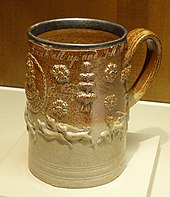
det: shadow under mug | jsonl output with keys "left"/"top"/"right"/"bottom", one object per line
{"left": 25, "top": 18, "right": 162, "bottom": 188}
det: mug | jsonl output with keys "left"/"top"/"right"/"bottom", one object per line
{"left": 25, "top": 18, "right": 162, "bottom": 188}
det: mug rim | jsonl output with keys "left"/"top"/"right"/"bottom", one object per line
{"left": 28, "top": 18, "right": 127, "bottom": 49}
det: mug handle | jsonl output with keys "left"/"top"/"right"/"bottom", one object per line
{"left": 124, "top": 28, "right": 162, "bottom": 108}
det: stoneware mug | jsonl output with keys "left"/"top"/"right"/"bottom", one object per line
{"left": 25, "top": 18, "right": 162, "bottom": 188}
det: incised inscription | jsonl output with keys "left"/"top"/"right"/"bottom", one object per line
{"left": 29, "top": 40, "right": 126, "bottom": 68}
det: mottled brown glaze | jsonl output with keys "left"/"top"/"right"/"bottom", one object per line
{"left": 25, "top": 19, "right": 162, "bottom": 188}
{"left": 38, "top": 28, "right": 119, "bottom": 44}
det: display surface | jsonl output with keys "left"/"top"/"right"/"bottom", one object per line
{"left": 0, "top": 88, "right": 170, "bottom": 196}
{"left": 25, "top": 18, "right": 162, "bottom": 188}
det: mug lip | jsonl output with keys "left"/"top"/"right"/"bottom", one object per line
{"left": 28, "top": 18, "right": 127, "bottom": 49}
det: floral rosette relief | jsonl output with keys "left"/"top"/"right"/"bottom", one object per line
{"left": 51, "top": 99, "right": 68, "bottom": 119}
{"left": 52, "top": 64, "right": 70, "bottom": 84}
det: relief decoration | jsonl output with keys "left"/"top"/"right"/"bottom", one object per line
{"left": 97, "top": 111, "right": 127, "bottom": 145}
{"left": 105, "top": 62, "right": 118, "bottom": 83}
{"left": 25, "top": 109, "right": 94, "bottom": 149}
{"left": 76, "top": 61, "right": 96, "bottom": 113}
{"left": 25, "top": 53, "right": 47, "bottom": 113}
{"left": 52, "top": 64, "right": 70, "bottom": 84}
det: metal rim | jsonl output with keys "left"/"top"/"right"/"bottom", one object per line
{"left": 28, "top": 18, "right": 127, "bottom": 49}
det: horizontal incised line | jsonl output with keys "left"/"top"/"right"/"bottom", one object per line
{"left": 30, "top": 151, "right": 125, "bottom": 172}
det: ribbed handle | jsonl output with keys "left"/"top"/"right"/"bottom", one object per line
{"left": 124, "top": 28, "right": 162, "bottom": 108}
